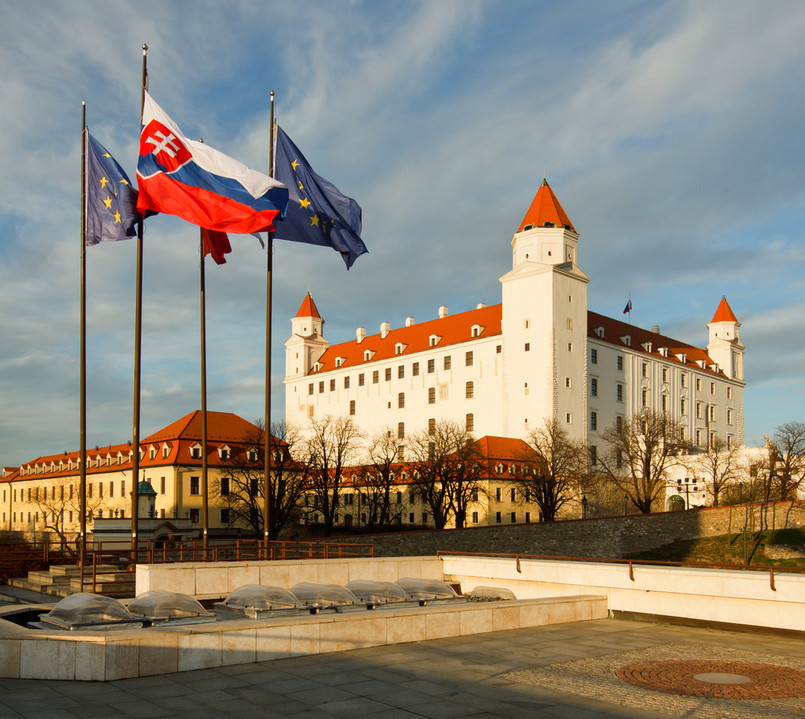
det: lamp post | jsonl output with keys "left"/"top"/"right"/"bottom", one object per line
{"left": 623, "top": 494, "right": 628, "bottom": 516}
{"left": 582, "top": 496, "right": 588, "bottom": 519}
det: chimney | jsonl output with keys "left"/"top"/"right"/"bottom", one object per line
{"left": 438, "top": 306, "right": 449, "bottom": 319}
{"left": 651, "top": 325, "right": 661, "bottom": 334}
{"left": 405, "top": 317, "right": 415, "bottom": 327}
{"left": 476, "top": 303, "right": 486, "bottom": 310}
{"left": 380, "top": 322, "right": 391, "bottom": 339}
{"left": 356, "top": 327, "right": 365, "bottom": 343}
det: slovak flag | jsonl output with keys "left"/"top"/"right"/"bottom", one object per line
{"left": 136, "top": 92, "right": 288, "bottom": 235}
{"left": 623, "top": 298, "right": 632, "bottom": 314}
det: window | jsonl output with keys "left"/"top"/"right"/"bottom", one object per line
{"left": 190, "top": 509, "right": 200, "bottom": 523}
{"left": 344, "top": 376, "right": 350, "bottom": 389}
{"left": 358, "top": 373, "right": 365, "bottom": 387}
{"left": 221, "top": 508, "right": 230, "bottom": 524}
{"left": 616, "top": 384, "right": 623, "bottom": 402}
{"left": 465, "top": 413, "right": 474, "bottom": 432}
{"left": 465, "top": 351, "right": 473, "bottom": 366}
{"left": 398, "top": 365, "right": 405, "bottom": 379}
{"left": 591, "top": 378, "right": 598, "bottom": 397}
{"left": 220, "top": 477, "right": 230, "bottom": 496}
{"left": 372, "top": 370, "right": 379, "bottom": 384}
{"left": 398, "top": 392, "right": 405, "bottom": 409}
{"left": 385, "top": 368, "right": 391, "bottom": 381}
{"left": 568, "top": 342, "right": 573, "bottom": 352}
{"left": 409, "top": 513, "right": 414, "bottom": 523}
{"left": 496, "top": 512, "right": 502, "bottom": 524}
{"left": 590, "top": 445, "right": 597, "bottom": 464}
{"left": 428, "top": 359, "right": 435, "bottom": 373}
{"left": 727, "top": 386, "right": 732, "bottom": 400}
{"left": 308, "top": 384, "right": 314, "bottom": 395}
{"left": 696, "top": 429, "right": 702, "bottom": 446}
{"left": 641, "top": 389, "right": 647, "bottom": 407}
{"left": 160, "top": 477, "right": 165, "bottom": 494}
{"left": 88, "top": 483, "right": 93, "bottom": 498}
{"left": 428, "top": 418, "right": 436, "bottom": 435}
{"left": 465, "top": 381, "right": 474, "bottom": 399}
{"left": 565, "top": 377, "right": 571, "bottom": 388}
{"left": 422, "top": 513, "right": 428, "bottom": 524}
{"left": 696, "top": 402, "right": 702, "bottom": 419}
{"left": 696, "top": 377, "right": 702, "bottom": 391}
{"left": 472, "top": 511, "right": 478, "bottom": 524}
{"left": 591, "top": 348, "right": 597, "bottom": 364}
{"left": 617, "top": 355, "right": 623, "bottom": 371}
{"left": 727, "top": 409, "right": 734, "bottom": 425}
{"left": 641, "top": 362, "right": 648, "bottom": 378}
{"left": 396, "top": 491, "right": 402, "bottom": 504}
{"left": 662, "top": 394, "right": 668, "bottom": 411}
{"left": 349, "top": 400, "right": 356, "bottom": 416}
{"left": 681, "top": 398, "right": 687, "bottom": 415}
{"left": 319, "top": 381, "right": 325, "bottom": 393}
{"left": 428, "top": 388, "right": 435, "bottom": 404}
{"left": 444, "top": 356, "right": 451, "bottom": 370}
{"left": 496, "top": 345, "right": 502, "bottom": 354}
{"left": 681, "top": 373, "right": 687, "bottom": 388}
{"left": 190, "top": 476, "right": 200, "bottom": 495}
{"left": 524, "top": 343, "right": 530, "bottom": 352}
{"left": 219, "top": 447, "right": 230, "bottom": 461}
{"left": 709, "top": 404, "right": 716, "bottom": 421}
{"left": 566, "top": 413, "right": 572, "bottom": 423}
{"left": 412, "top": 362, "right": 419, "bottom": 376}
{"left": 590, "top": 412, "right": 597, "bottom": 431}
{"left": 191, "top": 445, "right": 201, "bottom": 460}
{"left": 496, "top": 487, "right": 502, "bottom": 501}
{"left": 510, "top": 488, "right": 516, "bottom": 502}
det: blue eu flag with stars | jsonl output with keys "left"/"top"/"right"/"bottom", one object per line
{"left": 273, "top": 125, "right": 367, "bottom": 269}
{"left": 85, "top": 130, "right": 139, "bottom": 246}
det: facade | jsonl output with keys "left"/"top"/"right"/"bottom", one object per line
{"left": 0, "top": 411, "right": 267, "bottom": 541}
{"left": 284, "top": 181, "right": 745, "bottom": 454}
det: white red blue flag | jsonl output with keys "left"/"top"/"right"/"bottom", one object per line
{"left": 136, "top": 92, "right": 288, "bottom": 235}
{"left": 623, "top": 298, "right": 632, "bottom": 314}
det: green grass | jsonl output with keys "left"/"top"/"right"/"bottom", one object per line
{"left": 625, "top": 528, "right": 805, "bottom": 568}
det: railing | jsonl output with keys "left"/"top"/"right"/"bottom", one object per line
{"left": 435, "top": 550, "right": 805, "bottom": 592}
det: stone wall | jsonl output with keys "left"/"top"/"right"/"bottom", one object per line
{"left": 327, "top": 501, "right": 805, "bottom": 559}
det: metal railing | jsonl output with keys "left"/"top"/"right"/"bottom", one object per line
{"left": 435, "top": 550, "right": 805, "bottom": 592}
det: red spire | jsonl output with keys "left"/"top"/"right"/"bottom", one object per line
{"left": 710, "top": 296, "right": 738, "bottom": 323}
{"left": 295, "top": 292, "right": 321, "bottom": 319}
{"left": 517, "top": 179, "right": 576, "bottom": 233}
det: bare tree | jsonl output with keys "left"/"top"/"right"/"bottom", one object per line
{"left": 407, "top": 420, "right": 485, "bottom": 529}
{"left": 357, "top": 430, "right": 404, "bottom": 528}
{"left": 768, "top": 421, "right": 805, "bottom": 500}
{"left": 689, "top": 436, "right": 742, "bottom": 507}
{"left": 510, "top": 419, "right": 587, "bottom": 522}
{"left": 213, "top": 422, "right": 308, "bottom": 539}
{"left": 304, "top": 416, "right": 363, "bottom": 536}
{"left": 597, "top": 409, "right": 688, "bottom": 514}
{"left": 32, "top": 481, "right": 104, "bottom": 554}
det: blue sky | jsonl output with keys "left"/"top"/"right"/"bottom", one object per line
{"left": 1, "top": 0, "right": 804, "bottom": 465}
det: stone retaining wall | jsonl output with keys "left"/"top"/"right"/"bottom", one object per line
{"left": 327, "top": 501, "right": 805, "bottom": 558}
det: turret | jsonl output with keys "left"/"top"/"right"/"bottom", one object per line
{"left": 285, "top": 292, "right": 329, "bottom": 380}
{"left": 707, "top": 296, "right": 744, "bottom": 381}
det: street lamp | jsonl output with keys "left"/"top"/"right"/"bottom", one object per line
{"left": 582, "top": 496, "right": 588, "bottom": 519}
{"left": 623, "top": 494, "right": 628, "bottom": 516}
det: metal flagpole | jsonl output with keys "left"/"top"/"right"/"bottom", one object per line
{"left": 263, "top": 91, "right": 275, "bottom": 553}
{"left": 130, "top": 44, "right": 148, "bottom": 563}
{"left": 79, "top": 102, "right": 87, "bottom": 591}
{"left": 200, "top": 226, "right": 209, "bottom": 553}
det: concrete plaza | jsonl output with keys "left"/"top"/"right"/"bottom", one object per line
{"left": 0, "top": 617, "right": 803, "bottom": 718}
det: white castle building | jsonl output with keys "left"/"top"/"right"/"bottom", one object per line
{"left": 284, "top": 181, "right": 745, "bottom": 454}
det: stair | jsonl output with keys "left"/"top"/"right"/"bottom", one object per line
{"left": 7, "top": 564, "right": 135, "bottom": 599}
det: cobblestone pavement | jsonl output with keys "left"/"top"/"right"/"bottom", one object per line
{"left": 1, "top": 618, "right": 804, "bottom": 718}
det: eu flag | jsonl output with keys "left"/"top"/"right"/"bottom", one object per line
{"left": 85, "top": 130, "right": 139, "bottom": 245}
{"left": 273, "top": 125, "right": 367, "bottom": 269}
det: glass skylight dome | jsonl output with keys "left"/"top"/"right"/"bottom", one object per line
{"left": 215, "top": 584, "right": 303, "bottom": 619}
{"left": 345, "top": 580, "right": 412, "bottom": 606}
{"left": 126, "top": 590, "right": 213, "bottom": 625}
{"left": 396, "top": 578, "right": 464, "bottom": 604}
{"left": 37, "top": 593, "right": 142, "bottom": 631}
{"left": 290, "top": 582, "right": 360, "bottom": 611}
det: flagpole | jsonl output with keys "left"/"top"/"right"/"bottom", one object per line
{"left": 130, "top": 43, "right": 148, "bottom": 562}
{"left": 263, "top": 91, "right": 275, "bottom": 551}
{"left": 79, "top": 102, "right": 87, "bottom": 591}
{"left": 199, "top": 227, "right": 209, "bottom": 553}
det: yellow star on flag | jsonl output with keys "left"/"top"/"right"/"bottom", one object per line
{"left": 291, "top": 159, "right": 299, "bottom": 171}
{"left": 99, "top": 176, "right": 109, "bottom": 188}
{"left": 299, "top": 197, "right": 311, "bottom": 209}
{"left": 113, "top": 210, "right": 122, "bottom": 224}
{"left": 103, "top": 196, "right": 113, "bottom": 209}
{"left": 309, "top": 214, "right": 320, "bottom": 227}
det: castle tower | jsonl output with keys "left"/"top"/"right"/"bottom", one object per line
{"left": 499, "top": 180, "right": 589, "bottom": 441}
{"left": 284, "top": 293, "right": 329, "bottom": 381}
{"left": 707, "top": 296, "right": 744, "bottom": 381}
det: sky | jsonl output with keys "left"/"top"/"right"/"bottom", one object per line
{"left": 1, "top": 0, "right": 804, "bottom": 466}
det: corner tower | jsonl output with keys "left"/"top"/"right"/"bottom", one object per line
{"left": 707, "top": 296, "right": 744, "bottom": 381}
{"left": 285, "top": 293, "right": 329, "bottom": 381}
{"left": 500, "top": 180, "right": 590, "bottom": 442}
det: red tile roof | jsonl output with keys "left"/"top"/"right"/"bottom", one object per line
{"left": 310, "top": 304, "right": 503, "bottom": 373}
{"left": 710, "top": 296, "right": 738, "bottom": 324}
{"left": 295, "top": 292, "right": 321, "bottom": 319}
{"left": 517, "top": 179, "right": 576, "bottom": 233}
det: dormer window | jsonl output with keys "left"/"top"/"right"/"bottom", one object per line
{"left": 218, "top": 445, "right": 230, "bottom": 461}
{"left": 149, "top": 446, "right": 157, "bottom": 460}
{"left": 394, "top": 343, "right": 407, "bottom": 355}
{"left": 429, "top": 334, "right": 441, "bottom": 347}
{"left": 363, "top": 349, "right": 375, "bottom": 362}
{"left": 620, "top": 335, "right": 631, "bottom": 347}
{"left": 247, "top": 448, "right": 258, "bottom": 463}
{"left": 642, "top": 342, "right": 653, "bottom": 353}
{"left": 162, "top": 444, "right": 170, "bottom": 459}
{"left": 335, "top": 356, "right": 346, "bottom": 368}
{"left": 471, "top": 324, "right": 484, "bottom": 338}
{"left": 495, "top": 463, "right": 504, "bottom": 475}
{"left": 676, "top": 352, "right": 687, "bottom": 364}
{"left": 593, "top": 326, "right": 605, "bottom": 338}
{"left": 313, "top": 361, "right": 323, "bottom": 372}
{"left": 190, "top": 443, "right": 202, "bottom": 460}
{"left": 659, "top": 347, "right": 668, "bottom": 357}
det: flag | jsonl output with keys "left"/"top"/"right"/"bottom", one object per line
{"left": 623, "top": 299, "right": 632, "bottom": 314}
{"left": 85, "top": 131, "right": 139, "bottom": 245}
{"left": 274, "top": 125, "right": 367, "bottom": 269}
{"left": 136, "top": 92, "right": 288, "bottom": 235}
{"left": 201, "top": 228, "right": 231, "bottom": 265}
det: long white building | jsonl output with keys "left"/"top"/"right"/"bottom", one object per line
{"left": 284, "top": 181, "right": 745, "bottom": 453}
